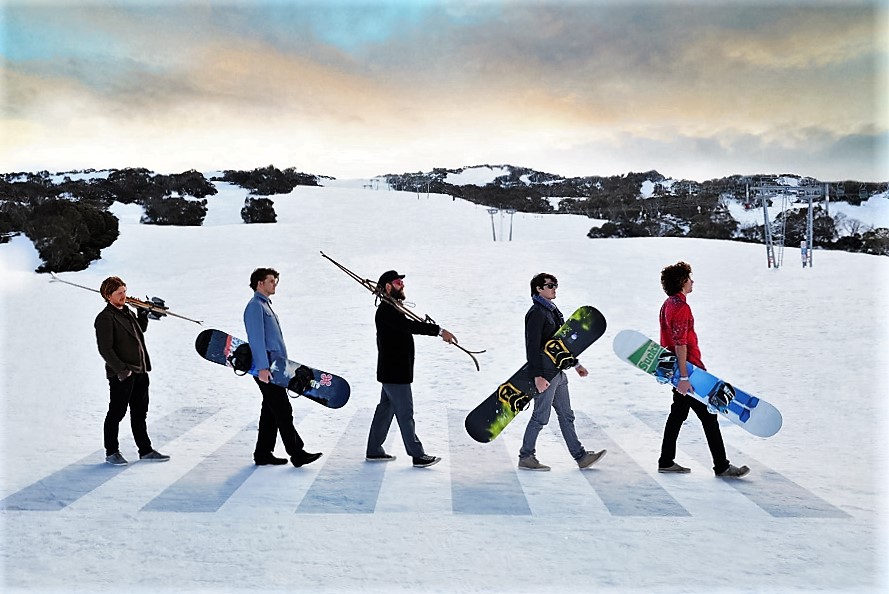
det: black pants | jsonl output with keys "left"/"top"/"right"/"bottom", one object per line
{"left": 253, "top": 378, "right": 304, "bottom": 458}
{"left": 104, "top": 372, "right": 153, "bottom": 456}
{"left": 658, "top": 389, "right": 730, "bottom": 475}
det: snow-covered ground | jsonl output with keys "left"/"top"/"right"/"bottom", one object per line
{"left": 1, "top": 181, "right": 888, "bottom": 593}
{"left": 444, "top": 165, "right": 513, "bottom": 186}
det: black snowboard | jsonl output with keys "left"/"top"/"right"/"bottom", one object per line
{"left": 464, "top": 306, "right": 606, "bottom": 442}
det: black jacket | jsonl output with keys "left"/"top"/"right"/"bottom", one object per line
{"left": 95, "top": 304, "right": 151, "bottom": 379}
{"left": 525, "top": 301, "right": 561, "bottom": 381}
{"left": 375, "top": 301, "right": 440, "bottom": 384}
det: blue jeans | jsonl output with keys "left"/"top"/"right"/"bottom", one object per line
{"left": 366, "top": 383, "right": 425, "bottom": 458}
{"left": 519, "top": 372, "right": 585, "bottom": 460}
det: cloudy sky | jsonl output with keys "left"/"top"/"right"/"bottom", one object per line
{"left": 2, "top": 0, "right": 887, "bottom": 181}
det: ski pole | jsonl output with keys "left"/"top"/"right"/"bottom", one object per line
{"left": 49, "top": 272, "right": 203, "bottom": 325}
{"left": 320, "top": 251, "right": 485, "bottom": 370}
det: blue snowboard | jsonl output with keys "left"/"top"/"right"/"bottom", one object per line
{"left": 195, "top": 329, "right": 350, "bottom": 409}
{"left": 612, "top": 329, "right": 782, "bottom": 438}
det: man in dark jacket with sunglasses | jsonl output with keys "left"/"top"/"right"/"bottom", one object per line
{"left": 518, "top": 273, "right": 606, "bottom": 471}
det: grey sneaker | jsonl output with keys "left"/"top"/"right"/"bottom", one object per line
{"left": 366, "top": 453, "right": 397, "bottom": 462}
{"left": 518, "top": 456, "right": 551, "bottom": 471}
{"left": 105, "top": 452, "right": 128, "bottom": 465}
{"left": 717, "top": 464, "right": 750, "bottom": 478}
{"left": 577, "top": 450, "right": 607, "bottom": 469}
{"left": 658, "top": 463, "right": 691, "bottom": 474}
{"left": 139, "top": 449, "right": 170, "bottom": 462}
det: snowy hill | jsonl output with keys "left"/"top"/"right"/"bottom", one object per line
{"left": 1, "top": 181, "right": 888, "bottom": 593}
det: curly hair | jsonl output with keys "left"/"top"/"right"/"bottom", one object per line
{"left": 99, "top": 276, "right": 126, "bottom": 301}
{"left": 660, "top": 261, "right": 692, "bottom": 296}
{"left": 249, "top": 267, "right": 279, "bottom": 291}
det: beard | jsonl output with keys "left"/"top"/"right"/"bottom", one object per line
{"left": 389, "top": 286, "right": 406, "bottom": 300}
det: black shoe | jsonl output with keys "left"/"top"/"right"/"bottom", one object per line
{"left": 139, "top": 449, "right": 170, "bottom": 462}
{"left": 412, "top": 455, "right": 441, "bottom": 468}
{"left": 366, "top": 453, "right": 397, "bottom": 462}
{"left": 291, "top": 451, "right": 323, "bottom": 467}
{"left": 658, "top": 463, "right": 691, "bottom": 474}
{"left": 254, "top": 453, "right": 288, "bottom": 466}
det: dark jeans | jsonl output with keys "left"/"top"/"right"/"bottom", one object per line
{"left": 659, "top": 389, "right": 730, "bottom": 475}
{"left": 253, "top": 378, "right": 305, "bottom": 458}
{"left": 104, "top": 372, "right": 152, "bottom": 456}
{"left": 366, "top": 383, "right": 425, "bottom": 458}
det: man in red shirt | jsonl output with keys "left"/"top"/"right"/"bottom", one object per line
{"left": 658, "top": 262, "right": 749, "bottom": 478}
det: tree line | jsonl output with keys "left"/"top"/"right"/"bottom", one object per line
{"left": 384, "top": 167, "right": 888, "bottom": 256}
{"left": 0, "top": 166, "right": 320, "bottom": 271}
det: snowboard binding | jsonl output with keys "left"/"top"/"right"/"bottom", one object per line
{"left": 227, "top": 343, "right": 253, "bottom": 376}
{"left": 287, "top": 365, "right": 316, "bottom": 396}
{"left": 707, "top": 381, "right": 736, "bottom": 413}
{"left": 544, "top": 338, "right": 578, "bottom": 370}
{"left": 497, "top": 382, "right": 530, "bottom": 413}
{"left": 654, "top": 352, "right": 677, "bottom": 384}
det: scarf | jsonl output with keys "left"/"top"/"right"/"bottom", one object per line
{"left": 532, "top": 294, "right": 564, "bottom": 327}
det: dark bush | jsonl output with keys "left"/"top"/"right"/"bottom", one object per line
{"left": 22, "top": 199, "right": 119, "bottom": 272}
{"left": 587, "top": 220, "right": 652, "bottom": 238}
{"left": 860, "top": 228, "right": 889, "bottom": 256}
{"left": 222, "top": 165, "right": 319, "bottom": 195}
{"left": 141, "top": 196, "right": 207, "bottom": 226}
{"left": 241, "top": 197, "right": 277, "bottom": 223}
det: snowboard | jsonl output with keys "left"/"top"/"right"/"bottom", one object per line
{"left": 465, "top": 306, "right": 607, "bottom": 443}
{"left": 195, "top": 329, "right": 350, "bottom": 409}
{"left": 612, "top": 329, "right": 782, "bottom": 438}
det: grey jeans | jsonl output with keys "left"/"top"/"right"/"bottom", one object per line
{"left": 519, "top": 371, "right": 585, "bottom": 460}
{"left": 366, "top": 383, "right": 425, "bottom": 458}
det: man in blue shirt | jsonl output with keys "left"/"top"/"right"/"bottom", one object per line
{"left": 245, "top": 268, "right": 322, "bottom": 467}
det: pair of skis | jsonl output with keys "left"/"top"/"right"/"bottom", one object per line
{"left": 48, "top": 272, "right": 202, "bottom": 324}
{"left": 320, "top": 251, "right": 486, "bottom": 371}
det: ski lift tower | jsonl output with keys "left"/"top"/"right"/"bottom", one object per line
{"left": 487, "top": 208, "right": 499, "bottom": 241}
{"left": 753, "top": 183, "right": 777, "bottom": 268}
{"left": 506, "top": 208, "right": 516, "bottom": 241}
{"left": 755, "top": 182, "right": 791, "bottom": 269}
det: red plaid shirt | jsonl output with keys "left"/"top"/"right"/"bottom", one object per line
{"left": 659, "top": 293, "right": 704, "bottom": 369}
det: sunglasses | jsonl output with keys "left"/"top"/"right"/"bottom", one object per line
{"left": 542, "top": 283, "right": 558, "bottom": 289}
{"left": 390, "top": 279, "right": 404, "bottom": 288}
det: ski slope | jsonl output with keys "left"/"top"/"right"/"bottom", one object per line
{"left": 1, "top": 181, "right": 888, "bottom": 593}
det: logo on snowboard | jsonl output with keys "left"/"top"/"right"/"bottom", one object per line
{"left": 497, "top": 382, "right": 530, "bottom": 412}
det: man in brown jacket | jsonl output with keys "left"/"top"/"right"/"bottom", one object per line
{"left": 95, "top": 276, "right": 170, "bottom": 465}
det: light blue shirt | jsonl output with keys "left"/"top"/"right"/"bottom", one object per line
{"left": 243, "top": 292, "right": 287, "bottom": 371}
